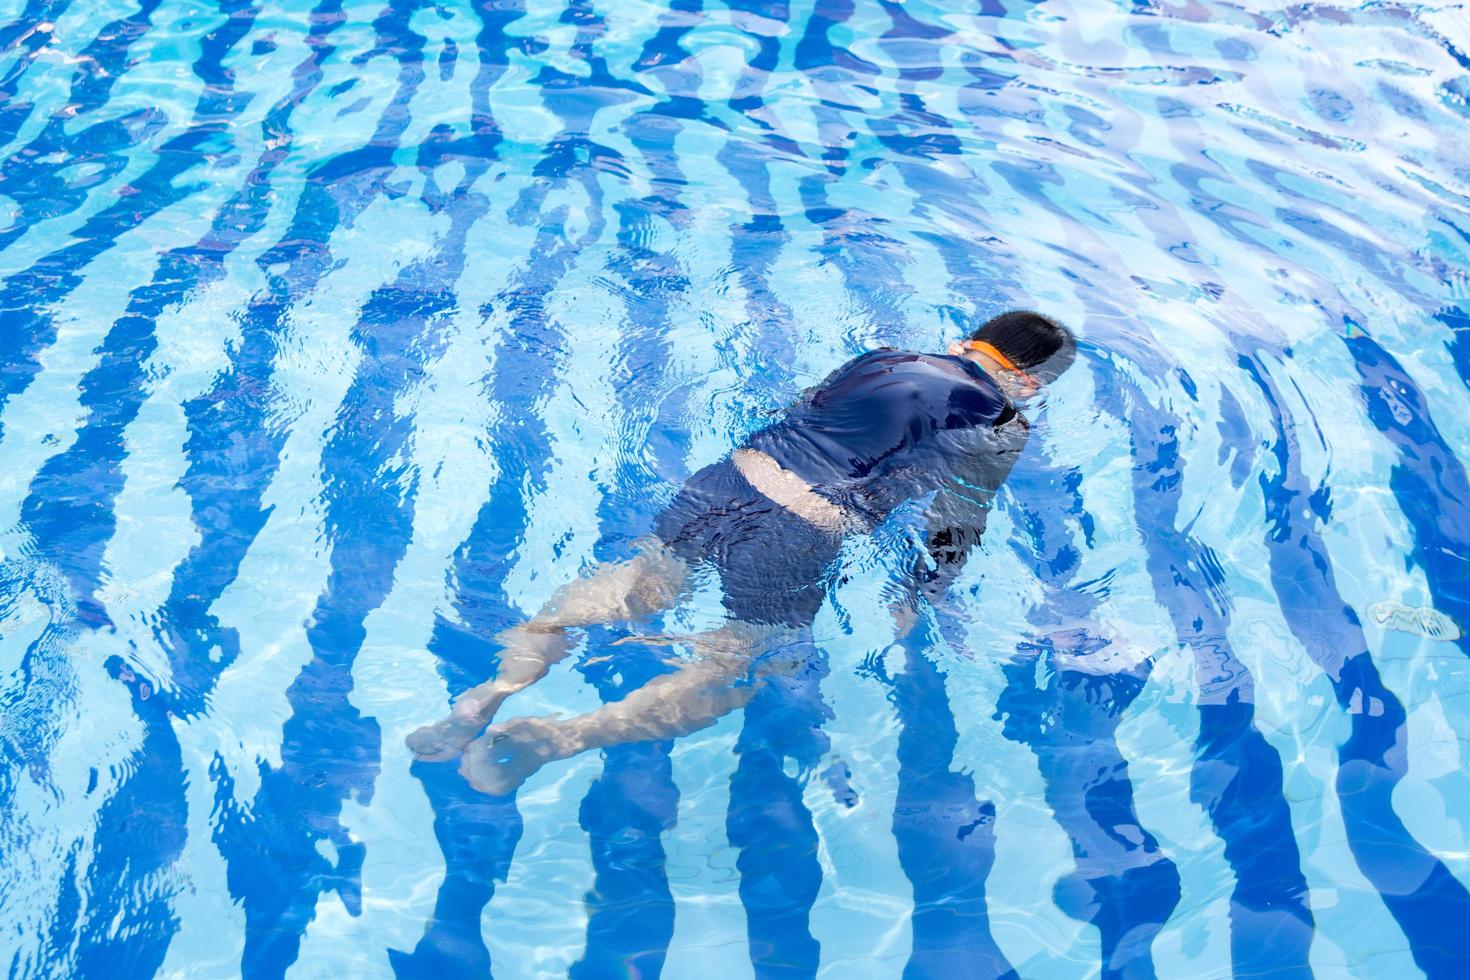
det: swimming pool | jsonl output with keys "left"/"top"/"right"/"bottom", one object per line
{"left": 1, "top": 0, "right": 1468, "bottom": 975}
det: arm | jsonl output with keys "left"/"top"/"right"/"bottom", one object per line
{"left": 902, "top": 416, "right": 1029, "bottom": 623}
{"left": 888, "top": 486, "right": 992, "bottom": 642}
{"left": 915, "top": 479, "right": 994, "bottom": 605}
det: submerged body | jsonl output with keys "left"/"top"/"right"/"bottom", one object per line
{"left": 656, "top": 349, "right": 1026, "bottom": 628}
{"left": 410, "top": 314, "right": 1070, "bottom": 795}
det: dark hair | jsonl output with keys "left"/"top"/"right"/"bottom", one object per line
{"left": 970, "top": 310, "right": 1076, "bottom": 380}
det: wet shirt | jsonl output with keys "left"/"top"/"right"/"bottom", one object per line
{"left": 745, "top": 349, "right": 1024, "bottom": 526}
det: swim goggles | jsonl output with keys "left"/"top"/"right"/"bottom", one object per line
{"left": 959, "top": 339, "right": 1040, "bottom": 387}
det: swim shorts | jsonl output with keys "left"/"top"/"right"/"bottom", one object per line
{"left": 654, "top": 459, "right": 844, "bottom": 629}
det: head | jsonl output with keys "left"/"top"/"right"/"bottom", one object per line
{"left": 947, "top": 310, "right": 1076, "bottom": 400}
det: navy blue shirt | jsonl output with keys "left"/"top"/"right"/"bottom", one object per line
{"left": 746, "top": 350, "right": 1025, "bottom": 536}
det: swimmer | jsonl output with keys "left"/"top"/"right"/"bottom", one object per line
{"left": 409, "top": 311, "right": 1077, "bottom": 794}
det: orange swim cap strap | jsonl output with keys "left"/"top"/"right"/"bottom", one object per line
{"left": 961, "top": 339, "right": 1041, "bottom": 387}
{"left": 962, "top": 340, "right": 1019, "bottom": 372}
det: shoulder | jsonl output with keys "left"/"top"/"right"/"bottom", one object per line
{"left": 834, "top": 349, "right": 981, "bottom": 382}
{"left": 858, "top": 349, "right": 994, "bottom": 384}
{"left": 810, "top": 349, "right": 1000, "bottom": 405}
{"left": 836, "top": 347, "right": 912, "bottom": 373}
{"left": 805, "top": 348, "right": 913, "bottom": 395}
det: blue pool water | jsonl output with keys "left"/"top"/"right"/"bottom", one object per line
{"left": 1, "top": 0, "right": 1469, "bottom": 975}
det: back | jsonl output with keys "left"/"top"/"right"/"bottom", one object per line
{"left": 747, "top": 349, "right": 1016, "bottom": 489}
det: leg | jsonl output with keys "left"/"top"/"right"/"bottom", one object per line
{"left": 407, "top": 539, "right": 690, "bottom": 761}
{"left": 459, "top": 623, "right": 787, "bottom": 794}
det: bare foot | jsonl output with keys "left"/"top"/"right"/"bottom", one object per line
{"left": 460, "top": 717, "right": 570, "bottom": 796}
{"left": 407, "top": 629, "right": 572, "bottom": 762}
{"left": 406, "top": 695, "right": 506, "bottom": 762}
